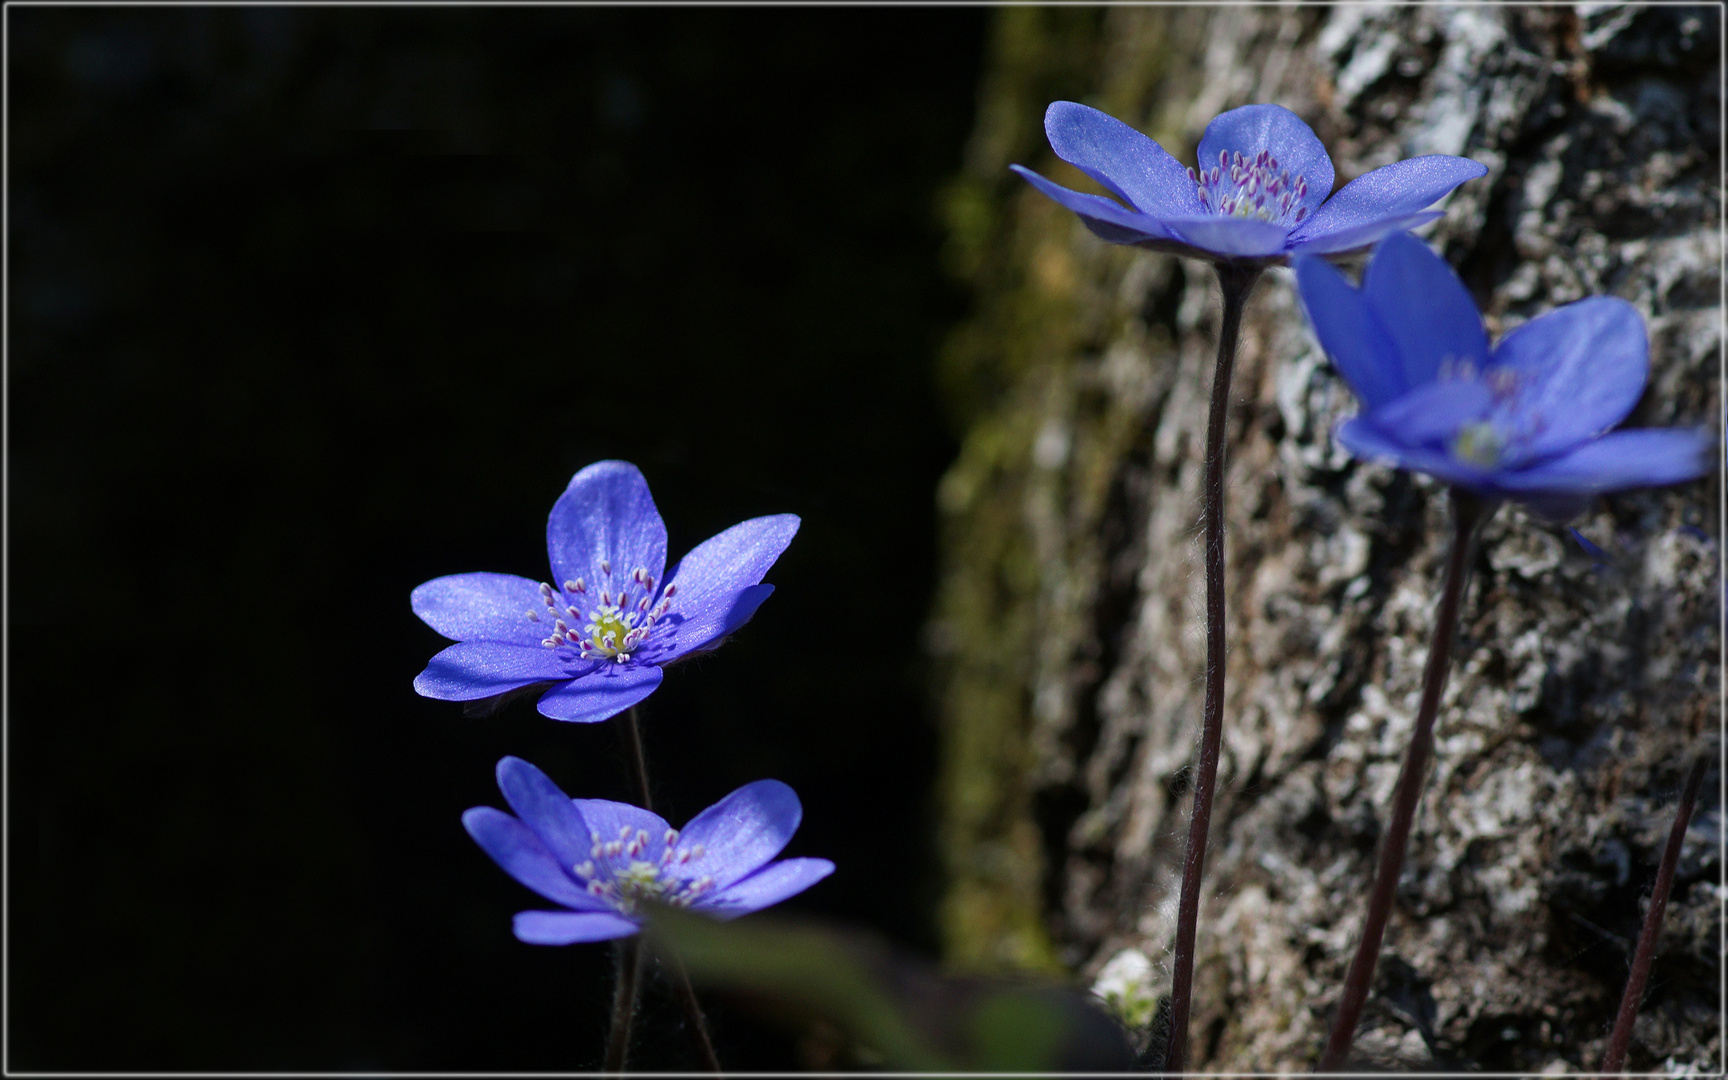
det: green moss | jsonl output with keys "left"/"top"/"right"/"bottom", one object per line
{"left": 929, "top": 7, "right": 1111, "bottom": 975}
{"left": 931, "top": 4, "right": 1191, "bottom": 975}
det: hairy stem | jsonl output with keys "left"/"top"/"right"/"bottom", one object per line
{"left": 604, "top": 936, "right": 645, "bottom": 1074}
{"left": 1162, "top": 261, "right": 1260, "bottom": 1074}
{"left": 667, "top": 951, "right": 724, "bottom": 1073}
{"left": 604, "top": 711, "right": 653, "bottom": 1073}
{"left": 617, "top": 705, "right": 722, "bottom": 1071}
{"left": 1319, "top": 489, "right": 1490, "bottom": 1071}
{"left": 623, "top": 704, "right": 652, "bottom": 812}
{"left": 1599, "top": 754, "right": 1708, "bottom": 1074}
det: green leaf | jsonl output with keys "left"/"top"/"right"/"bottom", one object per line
{"left": 968, "top": 988, "right": 1071, "bottom": 1070}
{"left": 646, "top": 908, "right": 1134, "bottom": 1071}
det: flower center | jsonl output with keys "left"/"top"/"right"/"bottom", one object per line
{"left": 1188, "top": 149, "right": 1309, "bottom": 224}
{"left": 525, "top": 565, "right": 678, "bottom": 663}
{"left": 574, "top": 825, "right": 716, "bottom": 914}
{"left": 1439, "top": 357, "right": 1524, "bottom": 468}
{"left": 1452, "top": 421, "right": 1505, "bottom": 467}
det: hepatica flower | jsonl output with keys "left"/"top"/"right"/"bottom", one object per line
{"left": 464, "top": 757, "right": 835, "bottom": 943}
{"left": 1012, "top": 102, "right": 1486, "bottom": 263}
{"left": 413, "top": 460, "right": 798, "bottom": 723}
{"left": 1295, "top": 232, "right": 1713, "bottom": 518}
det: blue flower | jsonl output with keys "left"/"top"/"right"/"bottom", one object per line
{"left": 1295, "top": 232, "right": 1714, "bottom": 519}
{"left": 1012, "top": 102, "right": 1487, "bottom": 263}
{"left": 413, "top": 460, "right": 798, "bottom": 723}
{"left": 464, "top": 757, "right": 835, "bottom": 944}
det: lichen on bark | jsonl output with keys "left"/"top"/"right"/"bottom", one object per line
{"left": 930, "top": 6, "right": 1720, "bottom": 1071}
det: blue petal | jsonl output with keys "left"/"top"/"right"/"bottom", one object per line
{"left": 1367, "top": 379, "right": 1494, "bottom": 445}
{"left": 643, "top": 514, "right": 796, "bottom": 661}
{"left": 1293, "top": 255, "right": 1407, "bottom": 409}
{"left": 462, "top": 807, "right": 607, "bottom": 911}
{"left": 414, "top": 640, "right": 570, "bottom": 701}
{"left": 1286, "top": 211, "right": 1443, "bottom": 256}
{"left": 653, "top": 583, "right": 776, "bottom": 664}
{"left": 1009, "top": 165, "right": 1173, "bottom": 244}
{"left": 1361, "top": 232, "right": 1490, "bottom": 389}
{"left": 535, "top": 662, "right": 663, "bottom": 724}
{"left": 569, "top": 798, "right": 674, "bottom": 857}
{"left": 694, "top": 858, "right": 835, "bottom": 920}
{"left": 496, "top": 757, "right": 590, "bottom": 870}
{"left": 720, "top": 583, "right": 774, "bottom": 633}
{"left": 513, "top": 910, "right": 639, "bottom": 945}
{"left": 1161, "top": 215, "right": 1289, "bottom": 257}
{"left": 1291, "top": 155, "right": 1486, "bottom": 244}
{"left": 545, "top": 461, "right": 668, "bottom": 610}
{"left": 1489, "top": 297, "right": 1648, "bottom": 463}
{"left": 1042, "top": 101, "right": 1204, "bottom": 217}
{"left": 1333, "top": 417, "right": 1497, "bottom": 490}
{"left": 672, "top": 780, "right": 803, "bottom": 893}
{"left": 664, "top": 514, "right": 799, "bottom": 611}
{"left": 411, "top": 573, "right": 549, "bottom": 645}
{"left": 1197, "top": 104, "right": 1333, "bottom": 224}
{"left": 1495, "top": 429, "right": 1715, "bottom": 495}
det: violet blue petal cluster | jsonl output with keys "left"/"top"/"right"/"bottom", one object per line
{"left": 413, "top": 460, "right": 798, "bottom": 723}
{"left": 1295, "top": 232, "right": 1714, "bottom": 520}
{"left": 1012, "top": 102, "right": 1487, "bottom": 263}
{"left": 464, "top": 757, "right": 835, "bottom": 944}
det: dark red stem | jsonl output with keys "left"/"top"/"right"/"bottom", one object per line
{"left": 617, "top": 705, "right": 721, "bottom": 1072}
{"left": 623, "top": 704, "right": 652, "bottom": 811}
{"left": 1318, "top": 488, "right": 1490, "bottom": 1071}
{"left": 1162, "top": 262, "right": 1260, "bottom": 1073}
{"left": 1599, "top": 754, "right": 1708, "bottom": 1074}
{"left": 667, "top": 951, "right": 724, "bottom": 1073}
{"left": 603, "top": 936, "right": 644, "bottom": 1074}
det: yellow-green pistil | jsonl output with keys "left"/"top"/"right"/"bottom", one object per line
{"left": 1452, "top": 421, "right": 1506, "bottom": 467}
{"left": 525, "top": 560, "right": 677, "bottom": 662}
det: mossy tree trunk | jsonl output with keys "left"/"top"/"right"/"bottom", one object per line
{"left": 931, "top": 6, "right": 1719, "bottom": 1071}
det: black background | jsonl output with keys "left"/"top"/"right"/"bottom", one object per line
{"left": 9, "top": 6, "right": 986, "bottom": 1070}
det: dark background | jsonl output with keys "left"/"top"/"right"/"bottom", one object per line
{"left": 9, "top": 6, "right": 986, "bottom": 1070}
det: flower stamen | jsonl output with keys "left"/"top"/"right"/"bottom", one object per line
{"left": 575, "top": 826, "right": 721, "bottom": 913}
{"left": 1194, "top": 147, "right": 1309, "bottom": 225}
{"left": 531, "top": 569, "right": 680, "bottom": 660}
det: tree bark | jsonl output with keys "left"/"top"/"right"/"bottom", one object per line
{"left": 931, "top": 6, "right": 1720, "bottom": 1071}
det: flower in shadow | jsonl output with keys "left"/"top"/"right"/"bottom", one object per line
{"left": 464, "top": 757, "right": 834, "bottom": 944}
{"left": 413, "top": 460, "right": 798, "bottom": 723}
{"left": 1295, "top": 232, "right": 1714, "bottom": 519}
{"left": 1013, "top": 101, "right": 1486, "bottom": 264}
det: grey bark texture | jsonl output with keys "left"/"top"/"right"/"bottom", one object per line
{"left": 930, "top": 6, "right": 1720, "bottom": 1072}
